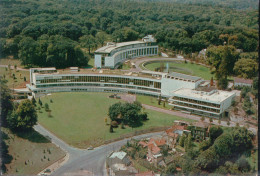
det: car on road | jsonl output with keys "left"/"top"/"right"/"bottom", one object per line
{"left": 87, "top": 146, "right": 94, "bottom": 150}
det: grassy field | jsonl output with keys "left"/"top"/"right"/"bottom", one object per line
{"left": 37, "top": 92, "right": 195, "bottom": 148}
{"left": 143, "top": 61, "right": 214, "bottom": 80}
{"left": 1, "top": 128, "right": 65, "bottom": 175}
{"left": 0, "top": 67, "right": 30, "bottom": 88}
{"left": 136, "top": 95, "right": 172, "bottom": 110}
{"left": 0, "top": 58, "right": 22, "bottom": 67}
{"left": 85, "top": 58, "right": 94, "bottom": 68}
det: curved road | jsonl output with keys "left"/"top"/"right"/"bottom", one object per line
{"left": 34, "top": 124, "right": 163, "bottom": 176}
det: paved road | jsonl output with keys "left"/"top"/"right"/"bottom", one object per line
{"left": 35, "top": 124, "right": 163, "bottom": 176}
{"left": 0, "top": 65, "right": 29, "bottom": 71}
{"left": 142, "top": 104, "right": 257, "bottom": 134}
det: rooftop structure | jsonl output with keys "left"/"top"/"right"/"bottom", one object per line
{"left": 167, "top": 72, "right": 201, "bottom": 82}
{"left": 171, "top": 88, "right": 234, "bottom": 103}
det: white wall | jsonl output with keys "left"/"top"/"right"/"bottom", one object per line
{"left": 94, "top": 54, "right": 102, "bottom": 68}
{"left": 105, "top": 56, "right": 114, "bottom": 68}
{"left": 220, "top": 93, "right": 236, "bottom": 113}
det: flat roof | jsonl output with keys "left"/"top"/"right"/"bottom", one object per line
{"left": 109, "top": 151, "right": 127, "bottom": 160}
{"left": 33, "top": 69, "right": 162, "bottom": 80}
{"left": 167, "top": 72, "right": 201, "bottom": 81}
{"left": 31, "top": 67, "right": 56, "bottom": 71}
{"left": 172, "top": 88, "right": 235, "bottom": 103}
{"left": 95, "top": 41, "right": 144, "bottom": 54}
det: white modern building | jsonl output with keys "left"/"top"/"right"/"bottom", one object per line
{"left": 27, "top": 67, "right": 235, "bottom": 118}
{"left": 168, "top": 88, "right": 236, "bottom": 118}
{"left": 94, "top": 35, "right": 158, "bottom": 68}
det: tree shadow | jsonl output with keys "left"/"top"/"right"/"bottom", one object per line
{"left": 13, "top": 129, "right": 50, "bottom": 143}
{"left": 1, "top": 131, "right": 13, "bottom": 173}
{"left": 130, "top": 121, "right": 143, "bottom": 128}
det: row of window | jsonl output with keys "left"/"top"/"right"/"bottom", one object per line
{"left": 114, "top": 47, "right": 158, "bottom": 63}
{"left": 172, "top": 101, "right": 220, "bottom": 113}
{"left": 171, "top": 96, "right": 220, "bottom": 108}
{"left": 174, "top": 106, "right": 220, "bottom": 118}
{"left": 37, "top": 76, "right": 161, "bottom": 88}
{"left": 109, "top": 43, "right": 157, "bottom": 56}
{"left": 165, "top": 75, "right": 196, "bottom": 83}
{"left": 35, "top": 82, "right": 160, "bottom": 92}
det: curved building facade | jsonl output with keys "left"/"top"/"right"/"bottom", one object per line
{"left": 94, "top": 35, "right": 158, "bottom": 68}
{"left": 27, "top": 68, "right": 235, "bottom": 118}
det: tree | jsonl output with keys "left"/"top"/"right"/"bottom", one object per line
{"left": 0, "top": 79, "right": 13, "bottom": 122}
{"left": 200, "top": 116, "right": 205, "bottom": 122}
{"left": 234, "top": 58, "right": 258, "bottom": 79}
{"left": 44, "top": 103, "right": 49, "bottom": 111}
{"left": 179, "top": 135, "right": 186, "bottom": 147}
{"left": 184, "top": 133, "right": 192, "bottom": 151}
{"left": 165, "top": 163, "right": 177, "bottom": 175}
{"left": 209, "top": 117, "right": 213, "bottom": 123}
{"left": 18, "top": 37, "right": 39, "bottom": 66}
{"left": 79, "top": 35, "right": 96, "bottom": 54}
{"left": 108, "top": 102, "right": 122, "bottom": 122}
{"left": 199, "top": 140, "right": 212, "bottom": 151}
{"left": 236, "top": 155, "right": 251, "bottom": 173}
{"left": 109, "top": 125, "right": 113, "bottom": 133}
{"left": 24, "top": 77, "right": 26, "bottom": 82}
{"left": 227, "top": 120, "right": 230, "bottom": 126}
{"left": 231, "top": 127, "right": 253, "bottom": 154}
{"left": 7, "top": 99, "right": 37, "bottom": 130}
{"left": 213, "top": 133, "right": 233, "bottom": 159}
{"left": 209, "top": 126, "right": 223, "bottom": 143}
{"left": 31, "top": 97, "right": 36, "bottom": 106}
{"left": 206, "top": 45, "right": 239, "bottom": 89}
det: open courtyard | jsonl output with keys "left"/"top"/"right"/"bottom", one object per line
{"left": 37, "top": 92, "right": 196, "bottom": 148}
{"left": 143, "top": 60, "right": 214, "bottom": 80}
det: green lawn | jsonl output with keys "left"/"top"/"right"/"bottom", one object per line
{"left": 85, "top": 58, "right": 94, "bottom": 68}
{"left": 0, "top": 67, "right": 30, "bottom": 88}
{"left": 136, "top": 95, "right": 172, "bottom": 110}
{"left": 37, "top": 92, "right": 195, "bottom": 148}
{"left": 0, "top": 58, "right": 22, "bottom": 67}
{"left": 144, "top": 61, "right": 214, "bottom": 80}
{"left": 1, "top": 128, "right": 65, "bottom": 175}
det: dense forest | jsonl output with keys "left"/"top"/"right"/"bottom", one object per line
{"left": 0, "top": 0, "right": 258, "bottom": 70}
{"left": 140, "top": 0, "right": 259, "bottom": 10}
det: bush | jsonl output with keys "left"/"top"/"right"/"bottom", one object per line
{"left": 236, "top": 156, "right": 250, "bottom": 173}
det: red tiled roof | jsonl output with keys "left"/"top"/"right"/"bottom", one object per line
{"left": 138, "top": 141, "right": 147, "bottom": 147}
{"left": 166, "top": 125, "right": 186, "bottom": 135}
{"left": 234, "top": 77, "right": 253, "bottom": 84}
{"left": 148, "top": 144, "right": 161, "bottom": 154}
{"left": 135, "top": 171, "right": 155, "bottom": 176}
{"left": 147, "top": 138, "right": 166, "bottom": 146}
